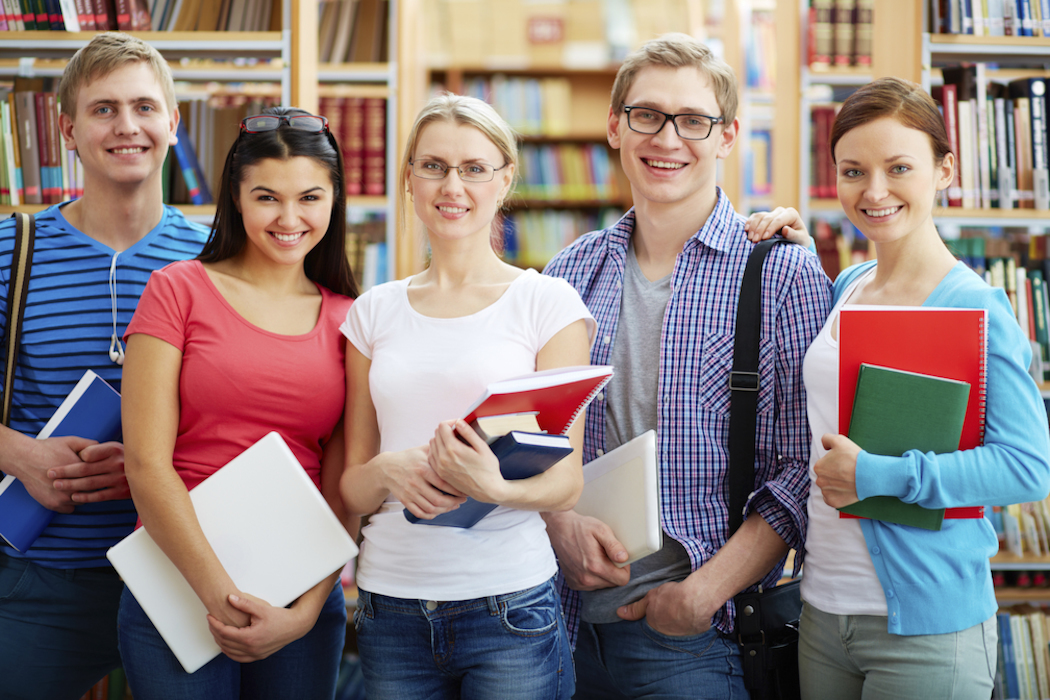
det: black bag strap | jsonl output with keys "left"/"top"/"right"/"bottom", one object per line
{"left": 3, "top": 212, "right": 35, "bottom": 427}
{"left": 727, "top": 239, "right": 788, "bottom": 537}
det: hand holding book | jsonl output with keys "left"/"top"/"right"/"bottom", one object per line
{"left": 813, "top": 433, "right": 863, "bottom": 509}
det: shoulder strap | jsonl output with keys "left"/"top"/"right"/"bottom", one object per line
{"left": 727, "top": 238, "right": 788, "bottom": 537}
{"left": 3, "top": 212, "right": 35, "bottom": 427}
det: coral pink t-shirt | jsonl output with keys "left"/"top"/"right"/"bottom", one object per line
{"left": 125, "top": 260, "right": 353, "bottom": 492}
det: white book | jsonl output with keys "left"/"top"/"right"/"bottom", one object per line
{"left": 958, "top": 100, "right": 976, "bottom": 208}
{"left": 573, "top": 430, "right": 661, "bottom": 567}
{"left": 107, "top": 432, "right": 358, "bottom": 674}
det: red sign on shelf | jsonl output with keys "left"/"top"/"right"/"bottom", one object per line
{"left": 528, "top": 17, "right": 564, "bottom": 44}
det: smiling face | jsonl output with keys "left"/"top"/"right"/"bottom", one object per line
{"left": 59, "top": 61, "right": 178, "bottom": 190}
{"left": 407, "top": 119, "right": 514, "bottom": 247}
{"left": 609, "top": 65, "right": 738, "bottom": 214}
{"left": 236, "top": 156, "right": 334, "bottom": 269}
{"left": 834, "top": 116, "right": 954, "bottom": 244}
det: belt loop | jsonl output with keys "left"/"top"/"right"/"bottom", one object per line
{"left": 486, "top": 594, "right": 501, "bottom": 615}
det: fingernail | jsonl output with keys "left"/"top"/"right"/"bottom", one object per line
{"left": 47, "top": 470, "right": 56, "bottom": 479}
{"left": 230, "top": 594, "right": 239, "bottom": 602}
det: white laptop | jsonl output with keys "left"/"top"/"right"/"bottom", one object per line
{"left": 573, "top": 430, "right": 661, "bottom": 566}
{"left": 107, "top": 432, "right": 359, "bottom": 674}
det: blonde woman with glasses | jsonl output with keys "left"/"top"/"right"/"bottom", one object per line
{"left": 339, "top": 93, "right": 593, "bottom": 699}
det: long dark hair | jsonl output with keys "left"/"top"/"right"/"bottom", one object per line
{"left": 198, "top": 106, "right": 358, "bottom": 298}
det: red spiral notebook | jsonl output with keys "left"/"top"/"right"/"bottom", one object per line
{"left": 462, "top": 365, "right": 614, "bottom": 437}
{"left": 838, "top": 306, "right": 988, "bottom": 521}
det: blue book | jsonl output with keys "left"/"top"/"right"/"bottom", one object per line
{"left": 998, "top": 611, "right": 1019, "bottom": 699}
{"left": 172, "top": 120, "right": 213, "bottom": 205}
{"left": 404, "top": 430, "right": 573, "bottom": 529}
{"left": 0, "top": 370, "right": 121, "bottom": 552}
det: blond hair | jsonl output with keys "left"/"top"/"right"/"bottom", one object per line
{"left": 399, "top": 93, "right": 518, "bottom": 251}
{"left": 610, "top": 32, "right": 738, "bottom": 125}
{"left": 59, "top": 32, "right": 176, "bottom": 118}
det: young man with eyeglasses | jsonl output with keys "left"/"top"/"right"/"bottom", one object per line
{"left": 0, "top": 33, "right": 209, "bottom": 699}
{"left": 543, "top": 33, "right": 831, "bottom": 698}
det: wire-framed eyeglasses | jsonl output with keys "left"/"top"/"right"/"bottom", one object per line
{"left": 622, "top": 106, "right": 725, "bottom": 141}
{"left": 409, "top": 159, "right": 510, "bottom": 183}
{"left": 240, "top": 114, "right": 330, "bottom": 134}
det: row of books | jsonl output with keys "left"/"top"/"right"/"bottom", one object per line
{"left": 994, "top": 496, "right": 1050, "bottom": 559}
{"left": 931, "top": 0, "right": 1050, "bottom": 37}
{"left": 0, "top": 86, "right": 83, "bottom": 206}
{"left": 345, "top": 215, "right": 387, "bottom": 292}
{"left": 502, "top": 207, "right": 622, "bottom": 270}
{"left": 745, "top": 127, "right": 772, "bottom": 198}
{"left": 993, "top": 606, "right": 1050, "bottom": 700}
{"left": 807, "top": 0, "right": 874, "bottom": 69}
{"left": 449, "top": 76, "right": 574, "bottom": 138}
{"left": 811, "top": 216, "right": 872, "bottom": 280}
{"left": 936, "top": 66, "right": 1050, "bottom": 211}
{"left": 0, "top": 0, "right": 278, "bottom": 31}
{"left": 516, "top": 143, "right": 621, "bottom": 203}
{"left": 424, "top": 0, "right": 686, "bottom": 70}
{"left": 745, "top": 10, "right": 776, "bottom": 92}
{"left": 318, "top": 0, "right": 388, "bottom": 64}
{"left": 319, "top": 95, "right": 386, "bottom": 197}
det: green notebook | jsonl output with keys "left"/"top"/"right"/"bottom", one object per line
{"left": 838, "top": 363, "right": 970, "bottom": 531}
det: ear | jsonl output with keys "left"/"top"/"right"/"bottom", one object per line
{"left": 936, "top": 152, "right": 955, "bottom": 191}
{"left": 59, "top": 112, "right": 76, "bottom": 151}
{"left": 168, "top": 104, "right": 180, "bottom": 146}
{"left": 499, "top": 162, "right": 515, "bottom": 202}
{"left": 607, "top": 105, "right": 623, "bottom": 150}
{"left": 715, "top": 117, "right": 740, "bottom": 160}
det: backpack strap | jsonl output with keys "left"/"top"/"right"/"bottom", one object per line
{"left": 727, "top": 239, "right": 789, "bottom": 537}
{"left": 3, "top": 212, "right": 35, "bottom": 427}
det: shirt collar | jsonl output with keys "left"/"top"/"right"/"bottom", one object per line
{"left": 612, "top": 187, "right": 741, "bottom": 256}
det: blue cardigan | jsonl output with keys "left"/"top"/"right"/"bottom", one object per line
{"left": 833, "top": 261, "right": 1050, "bottom": 635}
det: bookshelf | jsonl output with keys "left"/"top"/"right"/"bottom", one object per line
{"left": 0, "top": 1, "right": 401, "bottom": 285}
{"left": 398, "top": 0, "right": 763, "bottom": 274}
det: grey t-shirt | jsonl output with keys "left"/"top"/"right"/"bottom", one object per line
{"left": 580, "top": 242, "right": 693, "bottom": 624}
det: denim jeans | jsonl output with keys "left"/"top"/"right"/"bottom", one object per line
{"left": 354, "top": 576, "right": 574, "bottom": 700}
{"left": 118, "top": 582, "right": 346, "bottom": 700}
{"left": 798, "top": 602, "right": 997, "bottom": 700}
{"left": 572, "top": 618, "right": 748, "bottom": 700}
{"left": 0, "top": 553, "right": 124, "bottom": 700}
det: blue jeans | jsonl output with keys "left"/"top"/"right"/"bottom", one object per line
{"left": 118, "top": 582, "right": 346, "bottom": 700}
{"left": 0, "top": 553, "right": 124, "bottom": 700}
{"left": 572, "top": 618, "right": 748, "bottom": 700}
{"left": 354, "top": 577, "right": 574, "bottom": 699}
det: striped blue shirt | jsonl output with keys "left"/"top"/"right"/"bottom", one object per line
{"left": 0, "top": 203, "right": 210, "bottom": 569}
{"left": 544, "top": 189, "right": 832, "bottom": 639}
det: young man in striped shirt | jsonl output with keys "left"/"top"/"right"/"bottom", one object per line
{"left": 543, "top": 33, "right": 831, "bottom": 698}
{"left": 0, "top": 33, "right": 210, "bottom": 699}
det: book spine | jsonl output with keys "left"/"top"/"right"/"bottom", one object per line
{"left": 362, "top": 97, "right": 386, "bottom": 196}
{"left": 832, "top": 0, "right": 856, "bottom": 66}
{"left": 811, "top": 0, "right": 834, "bottom": 67}
{"left": 114, "top": 0, "right": 130, "bottom": 28}
{"left": 943, "top": 84, "right": 964, "bottom": 206}
{"left": 854, "top": 0, "right": 873, "bottom": 65}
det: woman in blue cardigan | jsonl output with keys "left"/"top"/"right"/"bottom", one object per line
{"left": 751, "top": 76, "right": 1050, "bottom": 699}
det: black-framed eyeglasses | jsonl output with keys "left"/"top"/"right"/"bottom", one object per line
{"left": 622, "top": 106, "right": 725, "bottom": 141}
{"left": 409, "top": 159, "right": 510, "bottom": 183}
{"left": 240, "top": 114, "right": 330, "bottom": 134}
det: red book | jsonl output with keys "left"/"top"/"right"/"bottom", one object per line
{"left": 1027, "top": 277, "right": 1037, "bottom": 340}
{"left": 463, "top": 365, "right": 613, "bottom": 437}
{"left": 114, "top": 0, "right": 131, "bottom": 29}
{"left": 74, "top": 0, "right": 96, "bottom": 29}
{"left": 839, "top": 306, "right": 988, "bottom": 520}
{"left": 362, "top": 97, "right": 386, "bottom": 196}
{"left": 344, "top": 96, "right": 364, "bottom": 196}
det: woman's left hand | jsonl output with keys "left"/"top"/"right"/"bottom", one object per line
{"left": 428, "top": 419, "right": 506, "bottom": 503}
{"left": 744, "top": 207, "right": 812, "bottom": 247}
{"left": 814, "top": 433, "right": 861, "bottom": 508}
{"left": 206, "top": 592, "right": 312, "bottom": 663}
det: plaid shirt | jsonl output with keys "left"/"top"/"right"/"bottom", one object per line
{"left": 543, "top": 190, "right": 831, "bottom": 642}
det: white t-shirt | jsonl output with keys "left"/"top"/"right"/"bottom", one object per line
{"left": 340, "top": 268, "right": 595, "bottom": 601}
{"left": 800, "top": 268, "right": 888, "bottom": 615}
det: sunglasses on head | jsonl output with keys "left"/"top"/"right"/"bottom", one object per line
{"left": 239, "top": 114, "right": 330, "bottom": 134}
